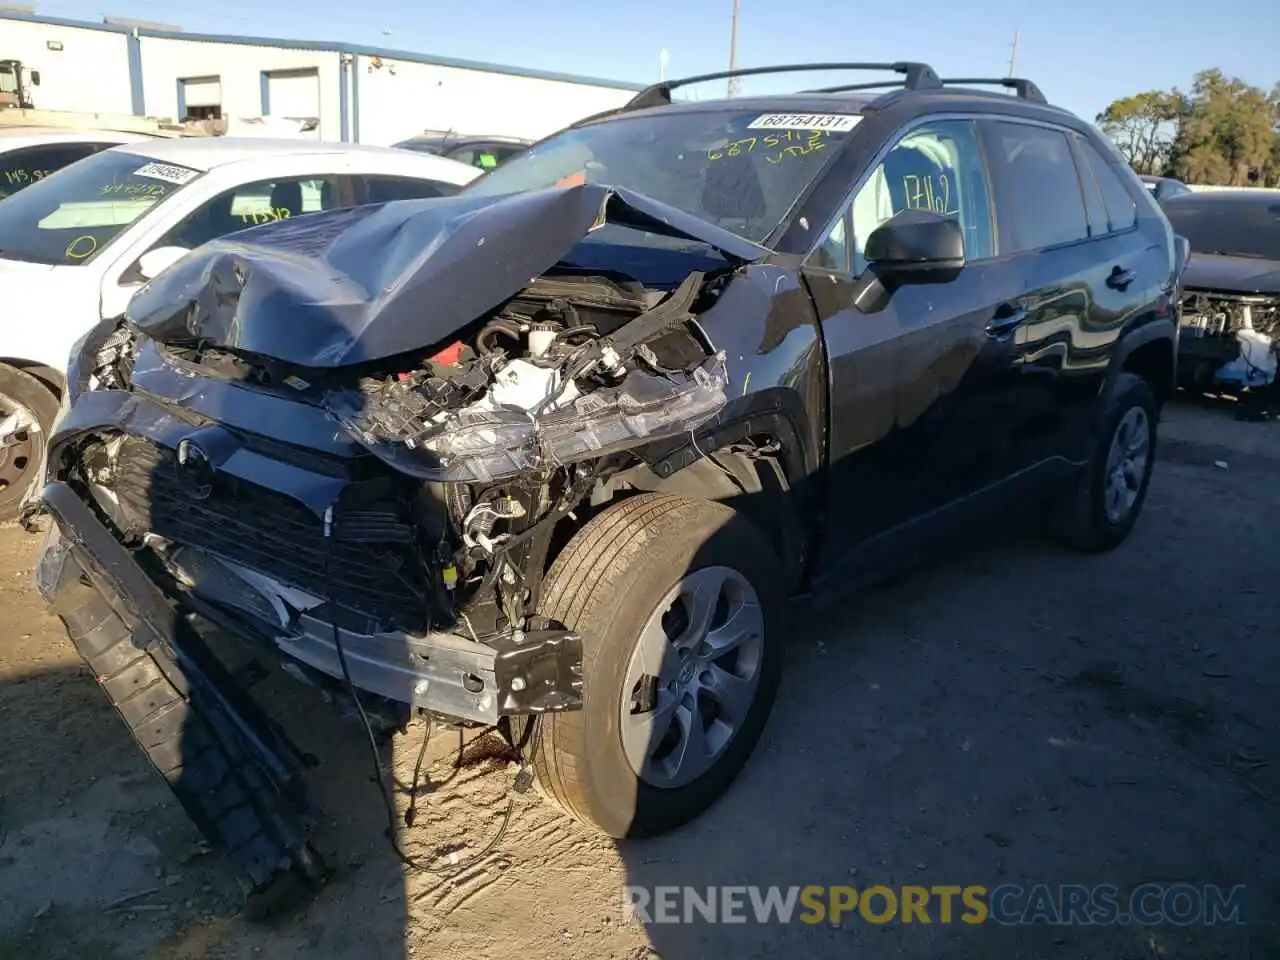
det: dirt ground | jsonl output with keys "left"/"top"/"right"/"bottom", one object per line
{"left": 1, "top": 397, "right": 1277, "bottom": 960}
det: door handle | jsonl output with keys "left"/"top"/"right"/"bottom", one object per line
{"left": 986, "top": 304, "right": 1028, "bottom": 336}
{"left": 1107, "top": 265, "right": 1136, "bottom": 291}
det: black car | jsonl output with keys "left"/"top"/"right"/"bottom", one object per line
{"left": 31, "top": 61, "right": 1182, "bottom": 906}
{"left": 392, "top": 131, "right": 530, "bottom": 170}
{"left": 1159, "top": 189, "right": 1279, "bottom": 397}
{"left": 1141, "top": 174, "right": 1192, "bottom": 203}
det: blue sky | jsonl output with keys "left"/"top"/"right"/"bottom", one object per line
{"left": 28, "top": 0, "right": 1280, "bottom": 120}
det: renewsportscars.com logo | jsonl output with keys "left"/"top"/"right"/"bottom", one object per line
{"left": 622, "top": 884, "right": 1249, "bottom": 926}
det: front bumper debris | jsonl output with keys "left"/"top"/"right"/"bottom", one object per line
{"left": 37, "top": 476, "right": 586, "bottom": 726}
{"left": 36, "top": 481, "right": 327, "bottom": 896}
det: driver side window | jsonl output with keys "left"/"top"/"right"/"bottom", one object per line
{"left": 151, "top": 175, "right": 345, "bottom": 252}
{"left": 814, "top": 120, "right": 995, "bottom": 274}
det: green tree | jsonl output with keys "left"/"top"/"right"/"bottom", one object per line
{"left": 1098, "top": 70, "right": 1280, "bottom": 186}
{"left": 1095, "top": 90, "right": 1182, "bottom": 175}
{"left": 1265, "top": 83, "right": 1280, "bottom": 186}
{"left": 1168, "top": 70, "right": 1276, "bottom": 186}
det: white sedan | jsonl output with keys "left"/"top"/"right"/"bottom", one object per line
{"left": 0, "top": 126, "right": 161, "bottom": 200}
{"left": 0, "top": 136, "right": 479, "bottom": 518}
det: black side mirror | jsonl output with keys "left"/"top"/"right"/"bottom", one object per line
{"left": 851, "top": 209, "right": 966, "bottom": 312}
{"left": 29, "top": 70, "right": 40, "bottom": 86}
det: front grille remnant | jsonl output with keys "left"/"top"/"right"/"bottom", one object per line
{"left": 110, "top": 437, "right": 429, "bottom": 628}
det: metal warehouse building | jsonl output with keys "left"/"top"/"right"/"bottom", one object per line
{"left": 0, "top": 9, "right": 643, "bottom": 143}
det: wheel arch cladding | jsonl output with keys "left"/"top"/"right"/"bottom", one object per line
{"left": 626, "top": 415, "right": 813, "bottom": 592}
{"left": 1121, "top": 335, "right": 1176, "bottom": 407}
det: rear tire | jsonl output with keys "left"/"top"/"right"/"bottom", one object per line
{"left": 1049, "top": 372, "right": 1158, "bottom": 552}
{"left": 0, "top": 364, "right": 58, "bottom": 523}
{"left": 521, "top": 493, "right": 784, "bottom": 839}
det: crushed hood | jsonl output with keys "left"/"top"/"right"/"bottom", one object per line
{"left": 124, "top": 182, "right": 766, "bottom": 368}
{"left": 1181, "top": 254, "right": 1280, "bottom": 296}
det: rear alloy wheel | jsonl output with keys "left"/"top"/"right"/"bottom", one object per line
{"left": 522, "top": 493, "right": 784, "bottom": 839}
{"left": 0, "top": 365, "right": 59, "bottom": 523}
{"left": 1049, "top": 371, "right": 1158, "bottom": 552}
{"left": 1102, "top": 406, "right": 1151, "bottom": 525}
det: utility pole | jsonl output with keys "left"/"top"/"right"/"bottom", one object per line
{"left": 659, "top": 48, "right": 669, "bottom": 82}
{"left": 727, "top": 0, "right": 740, "bottom": 97}
{"left": 1007, "top": 28, "right": 1019, "bottom": 77}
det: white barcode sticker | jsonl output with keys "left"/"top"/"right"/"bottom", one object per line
{"left": 747, "top": 113, "right": 861, "bottom": 132}
{"left": 133, "top": 161, "right": 200, "bottom": 185}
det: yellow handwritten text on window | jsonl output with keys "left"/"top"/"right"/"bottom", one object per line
{"left": 64, "top": 235, "right": 98, "bottom": 260}
{"left": 238, "top": 207, "right": 293, "bottom": 225}
{"left": 901, "top": 174, "right": 957, "bottom": 216}
{"left": 708, "top": 129, "right": 833, "bottom": 164}
{"left": 99, "top": 182, "right": 167, "bottom": 197}
{"left": 3, "top": 169, "right": 53, "bottom": 186}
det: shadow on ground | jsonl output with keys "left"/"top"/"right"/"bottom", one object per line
{"left": 1, "top": 401, "right": 1279, "bottom": 959}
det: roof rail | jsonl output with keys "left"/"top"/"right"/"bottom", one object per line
{"left": 804, "top": 80, "right": 914, "bottom": 94}
{"left": 619, "top": 61, "right": 941, "bottom": 112}
{"left": 936, "top": 77, "right": 1047, "bottom": 104}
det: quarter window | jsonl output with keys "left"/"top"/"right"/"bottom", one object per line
{"left": 814, "top": 119, "right": 994, "bottom": 274}
{"left": 983, "top": 122, "right": 1088, "bottom": 253}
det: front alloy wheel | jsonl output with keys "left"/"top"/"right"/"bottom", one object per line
{"left": 621, "top": 565, "right": 766, "bottom": 789}
{"left": 521, "top": 493, "right": 784, "bottom": 839}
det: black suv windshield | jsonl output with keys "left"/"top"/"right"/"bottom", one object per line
{"left": 0, "top": 148, "right": 200, "bottom": 266}
{"left": 463, "top": 107, "right": 863, "bottom": 243}
{"left": 1163, "top": 196, "right": 1280, "bottom": 261}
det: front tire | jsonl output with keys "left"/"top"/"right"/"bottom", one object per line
{"left": 0, "top": 364, "right": 59, "bottom": 523}
{"left": 1049, "top": 372, "right": 1158, "bottom": 552}
{"left": 524, "top": 493, "right": 784, "bottom": 839}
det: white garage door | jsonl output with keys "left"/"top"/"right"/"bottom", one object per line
{"left": 182, "top": 77, "right": 221, "bottom": 108}
{"left": 266, "top": 70, "right": 320, "bottom": 119}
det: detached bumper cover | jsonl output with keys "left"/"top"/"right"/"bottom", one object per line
{"left": 35, "top": 481, "right": 325, "bottom": 892}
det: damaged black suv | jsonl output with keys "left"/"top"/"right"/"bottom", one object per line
{"left": 30, "top": 62, "right": 1183, "bottom": 901}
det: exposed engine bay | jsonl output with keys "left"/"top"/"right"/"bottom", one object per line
{"left": 45, "top": 185, "right": 748, "bottom": 731}
{"left": 326, "top": 271, "right": 728, "bottom": 484}
{"left": 1180, "top": 290, "right": 1280, "bottom": 392}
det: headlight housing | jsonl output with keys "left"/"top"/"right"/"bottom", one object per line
{"left": 63, "top": 316, "right": 136, "bottom": 408}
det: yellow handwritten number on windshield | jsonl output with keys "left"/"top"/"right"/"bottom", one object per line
{"left": 65, "top": 235, "right": 98, "bottom": 260}
{"left": 709, "top": 129, "right": 832, "bottom": 164}
{"left": 99, "top": 182, "right": 166, "bottom": 197}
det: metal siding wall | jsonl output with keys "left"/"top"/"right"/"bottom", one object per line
{"left": 0, "top": 18, "right": 133, "bottom": 114}
{"left": 137, "top": 38, "right": 341, "bottom": 139}
{"left": 354, "top": 57, "right": 636, "bottom": 145}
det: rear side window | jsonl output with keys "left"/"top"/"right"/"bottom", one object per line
{"left": 982, "top": 121, "right": 1088, "bottom": 253}
{"left": 361, "top": 175, "right": 460, "bottom": 202}
{"left": 1077, "top": 138, "right": 1137, "bottom": 232}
